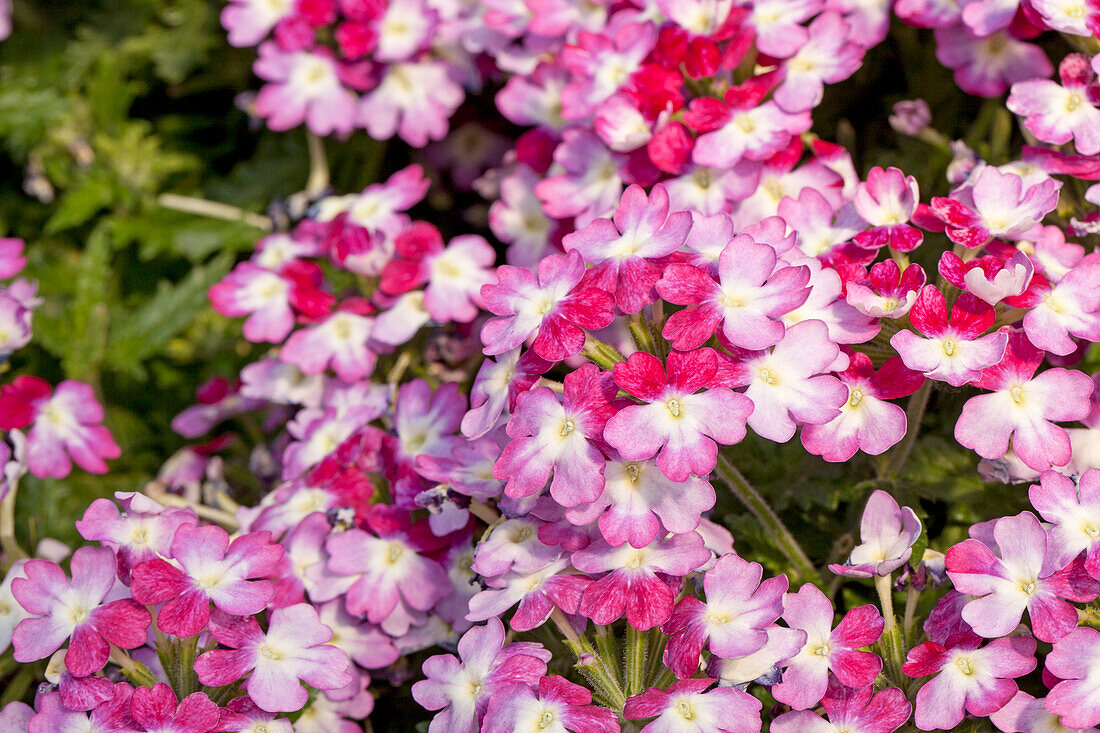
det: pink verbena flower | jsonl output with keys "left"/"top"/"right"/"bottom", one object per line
{"left": 0, "top": 237, "right": 26, "bottom": 279}
{"left": 1045, "top": 626, "right": 1100, "bottom": 729}
{"left": 253, "top": 44, "right": 355, "bottom": 136}
{"left": 563, "top": 184, "right": 691, "bottom": 315}
{"left": 357, "top": 60, "right": 464, "bottom": 147}
{"left": 130, "top": 525, "right": 283, "bottom": 637}
{"left": 461, "top": 347, "right": 551, "bottom": 440}
{"left": 657, "top": 233, "right": 811, "bottom": 351}
{"left": 12, "top": 546, "right": 150, "bottom": 677}
{"left": 0, "top": 560, "right": 28, "bottom": 655}
{"left": 574, "top": 532, "right": 711, "bottom": 630}
{"left": 890, "top": 286, "right": 1007, "bottom": 387}
{"left": 954, "top": 329, "right": 1093, "bottom": 471}
{"left": 622, "top": 678, "right": 763, "bottom": 733}
{"left": 467, "top": 557, "right": 590, "bottom": 632}
{"left": 845, "top": 260, "right": 926, "bottom": 319}
{"left": 829, "top": 489, "right": 923, "bottom": 578}
{"left": 853, "top": 166, "right": 923, "bottom": 251}
{"left": 208, "top": 261, "right": 331, "bottom": 344}
{"left": 774, "top": 12, "right": 865, "bottom": 114}
{"left": 1008, "top": 55, "right": 1100, "bottom": 156}
{"left": 221, "top": 0, "right": 293, "bottom": 46}
{"left": 719, "top": 319, "right": 848, "bottom": 443}
{"left": 412, "top": 618, "right": 551, "bottom": 733}
{"left": 536, "top": 129, "right": 626, "bottom": 227}
{"left": 1009, "top": 262, "right": 1100, "bottom": 356}
{"left": 987, "top": 690, "right": 1078, "bottom": 733}
{"left": 483, "top": 676, "right": 620, "bottom": 733}
{"left": 772, "top": 680, "right": 912, "bottom": 733}
{"left": 743, "top": 0, "right": 821, "bottom": 58}
{"left": 903, "top": 633, "right": 1036, "bottom": 731}
{"left": 661, "top": 551, "right": 788, "bottom": 679}
{"left": 938, "top": 250, "right": 1034, "bottom": 306}
{"left": 802, "top": 355, "right": 924, "bottom": 462}
{"left": 279, "top": 307, "right": 376, "bottom": 382}
{"left": 494, "top": 363, "right": 620, "bottom": 507}
{"left": 1029, "top": 469, "right": 1100, "bottom": 580}
{"left": 564, "top": 456, "right": 716, "bottom": 548}
{"left": 945, "top": 510, "right": 1099, "bottom": 643}
{"left": 603, "top": 348, "right": 753, "bottom": 482}
{"left": 931, "top": 166, "right": 1061, "bottom": 248}
{"left": 194, "top": 605, "right": 352, "bottom": 712}
{"left": 394, "top": 379, "right": 465, "bottom": 464}
{"left": 27, "top": 684, "right": 134, "bottom": 733}
{"left": 960, "top": 0, "right": 1020, "bottom": 35}
{"left": 934, "top": 25, "right": 1052, "bottom": 98}
{"left": 0, "top": 376, "right": 120, "bottom": 478}
{"left": 480, "top": 250, "right": 615, "bottom": 362}
{"left": 772, "top": 583, "right": 884, "bottom": 710}
{"left": 559, "top": 21, "right": 657, "bottom": 120}
{"left": 130, "top": 683, "right": 223, "bottom": 733}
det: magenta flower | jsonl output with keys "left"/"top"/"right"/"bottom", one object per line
{"left": 772, "top": 681, "right": 912, "bottom": 733}
{"left": 829, "top": 489, "right": 923, "bottom": 578}
{"left": 279, "top": 308, "right": 376, "bottom": 382}
{"left": 412, "top": 618, "right": 551, "bottom": 733}
{"left": 253, "top": 44, "right": 355, "bottom": 136}
{"left": 845, "top": 260, "right": 926, "bottom": 319}
{"left": 467, "top": 557, "right": 591, "bottom": 632}
{"left": 945, "top": 511, "right": 1099, "bottom": 642}
{"left": 194, "top": 605, "right": 352, "bottom": 712}
{"left": 1046, "top": 627, "right": 1100, "bottom": 729}
{"left": 129, "top": 683, "right": 223, "bottom": 733}
{"left": 1029, "top": 469, "right": 1100, "bottom": 580}
{"left": 75, "top": 492, "right": 197, "bottom": 584}
{"left": 494, "top": 363, "right": 621, "bottom": 507}
{"left": 0, "top": 376, "right": 120, "bottom": 479}
{"left": 774, "top": 12, "right": 865, "bottom": 114}
{"left": 563, "top": 184, "right": 691, "bottom": 315}
{"left": 1008, "top": 54, "right": 1100, "bottom": 156}
{"left": 1010, "top": 262, "right": 1100, "bottom": 356}
{"left": 954, "top": 329, "right": 1093, "bottom": 471}
{"left": 130, "top": 525, "right": 283, "bottom": 637}
{"left": 931, "top": 167, "right": 1061, "bottom": 248}
{"left": 662, "top": 552, "right": 788, "bottom": 679}
{"left": 603, "top": 348, "right": 753, "bottom": 482}
{"left": 903, "top": 633, "right": 1036, "bottom": 731}
{"left": 12, "top": 547, "right": 150, "bottom": 676}
{"left": 574, "top": 532, "right": 711, "bottom": 630}
{"left": 27, "top": 684, "right": 134, "bottom": 733}
{"left": 802, "top": 355, "right": 924, "bottom": 463}
{"left": 208, "top": 262, "right": 298, "bottom": 344}
{"left": 622, "top": 678, "right": 762, "bottom": 733}
{"left": 938, "top": 250, "right": 1034, "bottom": 306}
{"left": 483, "top": 676, "right": 620, "bottom": 733}
{"left": 0, "top": 237, "right": 25, "bottom": 279}
{"left": 480, "top": 250, "right": 615, "bottom": 362}
{"left": 657, "top": 233, "right": 811, "bottom": 351}
{"left": 772, "top": 583, "right": 884, "bottom": 710}
{"left": 890, "top": 286, "right": 1007, "bottom": 387}
{"left": 853, "top": 166, "right": 923, "bottom": 251}
{"left": 721, "top": 319, "right": 847, "bottom": 443}
{"left": 324, "top": 526, "right": 450, "bottom": 624}
{"left": 566, "top": 457, "right": 716, "bottom": 549}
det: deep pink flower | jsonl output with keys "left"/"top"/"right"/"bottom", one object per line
{"left": 412, "top": 618, "right": 551, "bottom": 733}
{"left": 563, "top": 184, "right": 691, "bottom": 315}
{"left": 1029, "top": 468, "right": 1100, "bottom": 580}
{"left": 209, "top": 261, "right": 328, "bottom": 344}
{"left": 890, "top": 286, "right": 1007, "bottom": 387}
{"left": 802, "top": 355, "right": 924, "bottom": 462}
{"left": 130, "top": 525, "right": 283, "bottom": 637}
{"left": 0, "top": 237, "right": 25, "bottom": 279}
{"left": 845, "top": 260, "right": 926, "bottom": 319}
{"left": 853, "top": 166, "right": 923, "bottom": 251}
{"left": 954, "top": 329, "right": 1093, "bottom": 471}
{"left": 945, "top": 511, "right": 1099, "bottom": 642}
{"left": 483, "top": 676, "right": 620, "bottom": 733}
{"left": 494, "top": 364, "right": 620, "bottom": 507}
{"left": 27, "top": 684, "right": 135, "bottom": 733}
{"left": 603, "top": 348, "right": 753, "bottom": 482}
{"left": 12, "top": 546, "right": 150, "bottom": 677}
{"left": 573, "top": 532, "right": 711, "bottom": 630}
{"left": 1046, "top": 627, "right": 1100, "bottom": 729}
{"left": 662, "top": 552, "right": 788, "bottom": 679}
{"left": 772, "top": 680, "right": 912, "bottom": 733}
{"left": 194, "top": 605, "right": 352, "bottom": 712}
{"left": 480, "top": 250, "right": 615, "bottom": 362}
{"left": 622, "top": 678, "right": 762, "bottom": 733}
{"left": 657, "top": 233, "right": 810, "bottom": 351}
{"left": 130, "top": 683, "right": 223, "bottom": 733}
{"left": 829, "top": 489, "right": 923, "bottom": 578}
{"left": 467, "top": 557, "right": 591, "bottom": 632}
{"left": 903, "top": 633, "right": 1036, "bottom": 731}
{"left": 772, "top": 583, "right": 884, "bottom": 710}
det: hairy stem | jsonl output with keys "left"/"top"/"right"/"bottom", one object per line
{"left": 624, "top": 625, "right": 647, "bottom": 696}
{"left": 550, "top": 609, "right": 626, "bottom": 711}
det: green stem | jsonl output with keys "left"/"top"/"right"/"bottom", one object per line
{"left": 0, "top": 474, "right": 28, "bottom": 562}
{"left": 110, "top": 646, "right": 160, "bottom": 688}
{"left": 624, "top": 625, "right": 647, "bottom": 696}
{"left": 628, "top": 314, "right": 657, "bottom": 355}
{"left": 643, "top": 629, "right": 667, "bottom": 687}
{"left": 715, "top": 454, "right": 817, "bottom": 583}
{"left": 582, "top": 336, "right": 626, "bottom": 371}
{"left": 875, "top": 574, "right": 907, "bottom": 686}
{"left": 885, "top": 381, "right": 931, "bottom": 477}
{"left": 550, "top": 610, "right": 626, "bottom": 711}
{"left": 875, "top": 574, "right": 898, "bottom": 636}
{"left": 178, "top": 635, "right": 199, "bottom": 697}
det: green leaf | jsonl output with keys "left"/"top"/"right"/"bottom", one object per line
{"left": 62, "top": 222, "right": 114, "bottom": 381}
{"left": 43, "top": 172, "right": 116, "bottom": 233}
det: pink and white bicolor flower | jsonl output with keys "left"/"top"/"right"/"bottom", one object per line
{"left": 603, "top": 348, "right": 754, "bottom": 483}
{"left": 931, "top": 167, "right": 1061, "bottom": 248}
{"left": 661, "top": 552, "right": 788, "bottom": 680}
{"left": 622, "top": 678, "right": 763, "bottom": 733}
{"left": 772, "top": 680, "right": 913, "bottom": 733}
{"left": 845, "top": 260, "right": 926, "bottom": 319}
{"left": 1029, "top": 469, "right": 1100, "bottom": 581}
{"left": 853, "top": 166, "right": 923, "bottom": 251}
{"left": 253, "top": 44, "right": 356, "bottom": 136}
{"left": 657, "top": 233, "right": 811, "bottom": 351}
{"left": 483, "top": 676, "right": 620, "bottom": 733}
{"left": 12, "top": 546, "right": 150, "bottom": 677}
{"left": 954, "top": 329, "right": 1093, "bottom": 471}
{"left": 1045, "top": 626, "right": 1100, "bottom": 730}
{"left": 829, "top": 489, "right": 923, "bottom": 578}
{"left": 772, "top": 583, "right": 884, "bottom": 710}
{"left": 890, "top": 286, "right": 1007, "bottom": 387}
{"left": 938, "top": 250, "right": 1034, "bottom": 306}
{"left": 194, "top": 605, "right": 353, "bottom": 713}
{"left": 280, "top": 308, "right": 376, "bottom": 382}
{"left": 466, "top": 557, "right": 591, "bottom": 633}
{"left": 945, "top": 511, "right": 1099, "bottom": 643}
{"left": 903, "top": 633, "right": 1036, "bottom": 731}
{"left": 1010, "top": 262, "right": 1100, "bottom": 356}
{"left": 1008, "top": 54, "right": 1100, "bottom": 157}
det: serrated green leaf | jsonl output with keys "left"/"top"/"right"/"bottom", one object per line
{"left": 43, "top": 172, "right": 116, "bottom": 233}
{"left": 61, "top": 223, "right": 114, "bottom": 381}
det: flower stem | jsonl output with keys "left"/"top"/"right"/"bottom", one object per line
{"left": 885, "top": 380, "right": 931, "bottom": 478}
{"left": 582, "top": 336, "right": 626, "bottom": 371}
{"left": 0, "top": 476, "right": 28, "bottom": 562}
{"left": 110, "top": 646, "right": 160, "bottom": 688}
{"left": 875, "top": 574, "right": 907, "bottom": 685}
{"left": 628, "top": 314, "right": 657, "bottom": 355}
{"left": 550, "top": 609, "right": 626, "bottom": 711}
{"left": 624, "top": 625, "right": 647, "bottom": 696}
{"left": 903, "top": 584, "right": 921, "bottom": 643}
{"left": 157, "top": 193, "right": 272, "bottom": 231}
{"left": 715, "top": 454, "right": 817, "bottom": 583}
